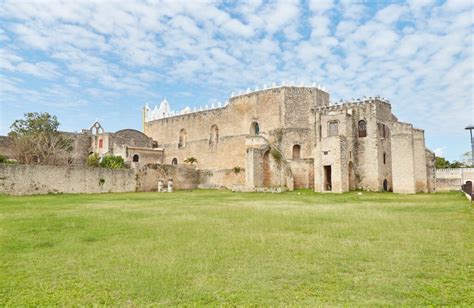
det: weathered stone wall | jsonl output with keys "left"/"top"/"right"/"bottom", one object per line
{"left": 0, "top": 164, "right": 136, "bottom": 195}
{"left": 144, "top": 87, "right": 328, "bottom": 190}
{"left": 391, "top": 122, "right": 416, "bottom": 193}
{"left": 436, "top": 168, "right": 474, "bottom": 191}
{"left": 413, "top": 129, "right": 428, "bottom": 192}
{"left": 198, "top": 168, "right": 246, "bottom": 189}
{"left": 135, "top": 164, "right": 199, "bottom": 191}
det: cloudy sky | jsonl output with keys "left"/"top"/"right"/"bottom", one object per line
{"left": 0, "top": 0, "right": 472, "bottom": 161}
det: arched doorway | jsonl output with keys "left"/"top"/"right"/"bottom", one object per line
{"left": 348, "top": 162, "right": 355, "bottom": 191}
{"left": 171, "top": 158, "right": 178, "bottom": 165}
{"left": 383, "top": 179, "right": 388, "bottom": 192}
{"left": 263, "top": 150, "right": 271, "bottom": 187}
{"left": 132, "top": 154, "right": 139, "bottom": 162}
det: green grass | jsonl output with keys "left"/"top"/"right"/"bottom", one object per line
{"left": 0, "top": 190, "right": 472, "bottom": 306}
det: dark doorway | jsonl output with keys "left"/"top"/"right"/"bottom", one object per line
{"left": 383, "top": 179, "right": 388, "bottom": 192}
{"left": 324, "top": 165, "right": 332, "bottom": 191}
{"left": 171, "top": 158, "right": 178, "bottom": 165}
{"left": 132, "top": 154, "right": 139, "bottom": 162}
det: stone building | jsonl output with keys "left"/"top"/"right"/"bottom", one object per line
{"left": 88, "top": 121, "right": 164, "bottom": 165}
{"left": 143, "top": 84, "right": 435, "bottom": 193}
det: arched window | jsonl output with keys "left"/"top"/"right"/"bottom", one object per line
{"left": 171, "top": 158, "right": 178, "bottom": 165}
{"left": 358, "top": 120, "right": 367, "bottom": 138}
{"left": 132, "top": 154, "right": 139, "bottom": 162}
{"left": 383, "top": 179, "right": 388, "bottom": 192}
{"left": 209, "top": 125, "right": 219, "bottom": 146}
{"left": 292, "top": 144, "right": 301, "bottom": 159}
{"left": 250, "top": 122, "right": 260, "bottom": 136}
{"left": 178, "top": 129, "right": 187, "bottom": 148}
{"left": 328, "top": 121, "right": 339, "bottom": 137}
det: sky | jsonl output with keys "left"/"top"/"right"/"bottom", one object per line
{"left": 0, "top": 0, "right": 473, "bottom": 161}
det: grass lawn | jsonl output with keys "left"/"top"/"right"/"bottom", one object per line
{"left": 0, "top": 190, "right": 472, "bottom": 305}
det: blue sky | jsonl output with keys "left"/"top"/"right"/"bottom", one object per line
{"left": 0, "top": 0, "right": 472, "bottom": 161}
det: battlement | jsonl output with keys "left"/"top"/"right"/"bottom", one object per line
{"left": 144, "top": 81, "right": 328, "bottom": 123}
{"left": 313, "top": 96, "right": 391, "bottom": 113}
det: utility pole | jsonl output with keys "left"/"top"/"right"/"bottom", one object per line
{"left": 466, "top": 125, "right": 474, "bottom": 167}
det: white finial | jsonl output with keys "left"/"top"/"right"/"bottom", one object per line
{"left": 224, "top": 100, "right": 229, "bottom": 106}
{"left": 199, "top": 106, "right": 203, "bottom": 111}
{"left": 246, "top": 88, "right": 250, "bottom": 94}
{"left": 317, "top": 84, "right": 321, "bottom": 89}
{"left": 255, "top": 85, "right": 259, "bottom": 91}
{"left": 312, "top": 82, "right": 316, "bottom": 87}
{"left": 217, "top": 102, "right": 222, "bottom": 107}
{"left": 238, "top": 90, "right": 242, "bottom": 95}
{"left": 205, "top": 104, "right": 209, "bottom": 109}
{"left": 271, "top": 82, "right": 276, "bottom": 87}
{"left": 193, "top": 107, "right": 197, "bottom": 112}
{"left": 281, "top": 80, "right": 286, "bottom": 86}
{"left": 290, "top": 80, "right": 294, "bottom": 86}
{"left": 231, "top": 91, "right": 234, "bottom": 97}
{"left": 211, "top": 103, "right": 215, "bottom": 109}
{"left": 263, "top": 84, "right": 267, "bottom": 89}
{"left": 300, "top": 81, "right": 304, "bottom": 86}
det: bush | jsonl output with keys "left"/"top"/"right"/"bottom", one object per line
{"left": 100, "top": 155, "right": 125, "bottom": 169}
{"left": 0, "top": 155, "right": 7, "bottom": 163}
{"left": 87, "top": 153, "right": 100, "bottom": 167}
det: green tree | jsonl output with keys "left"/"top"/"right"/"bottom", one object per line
{"left": 435, "top": 157, "right": 450, "bottom": 169}
{"left": 9, "top": 112, "right": 73, "bottom": 165}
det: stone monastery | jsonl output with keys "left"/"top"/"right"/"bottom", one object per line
{"left": 126, "top": 83, "right": 435, "bottom": 194}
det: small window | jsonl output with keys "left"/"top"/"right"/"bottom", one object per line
{"left": 171, "top": 158, "right": 178, "bottom": 165}
{"left": 178, "top": 129, "right": 187, "bottom": 148}
{"left": 250, "top": 122, "right": 260, "bottom": 136}
{"left": 98, "top": 139, "right": 103, "bottom": 148}
{"left": 383, "top": 152, "right": 387, "bottom": 164}
{"left": 378, "top": 123, "right": 388, "bottom": 138}
{"left": 328, "top": 121, "right": 338, "bottom": 137}
{"left": 319, "top": 125, "right": 322, "bottom": 142}
{"left": 133, "top": 154, "right": 139, "bottom": 162}
{"left": 209, "top": 125, "right": 219, "bottom": 146}
{"left": 358, "top": 120, "right": 367, "bottom": 138}
{"left": 292, "top": 144, "right": 301, "bottom": 159}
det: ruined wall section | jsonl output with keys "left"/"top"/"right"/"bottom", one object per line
{"left": 391, "top": 122, "right": 416, "bottom": 193}
{"left": 413, "top": 129, "right": 428, "bottom": 192}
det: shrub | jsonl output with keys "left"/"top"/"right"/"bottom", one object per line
{"left": 184, "top": 157, "right": 198, "bottom": 164}
{"left": 87, "top": 153, "right": 100, "bottom": 167}
{"left": 233, "top": 166, "right": 243, "bottom": 174}
{"left": 0, "top": 155, "right": 7, "bottom": 163}
{"left": 100, "top": 155, "right": 125, "bottom": 169}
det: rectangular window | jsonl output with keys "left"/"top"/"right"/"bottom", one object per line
{"left": 328, "top": 121, "right": 339, "bottom": 137}
{"left": 98, "top": 139, "right": 103, "bottom": 148}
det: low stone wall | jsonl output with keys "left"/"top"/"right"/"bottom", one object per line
{"left": 0, "top": 164, "right": 136, "bottom": 195}
{"left": 135, "top": 164, "right": 199, "bottom": 191}
{"left": 435, "top": 168, "right": 474, "bottom": 191}
{"left": 198, "top": 168, "right": 245, "bottom": 189}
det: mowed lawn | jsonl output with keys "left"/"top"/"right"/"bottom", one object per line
{"left": 0, "top": 190, "right": 472, "bottom": 306}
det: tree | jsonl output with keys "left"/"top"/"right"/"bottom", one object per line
{"left": 435, "top": 156, "right": 450, "bottom": 169}
{"left": 184, "top": 157, "right": 198, "bottom": 165}
{"left": 9, "top": 112, "right": 73, "bottom": 165}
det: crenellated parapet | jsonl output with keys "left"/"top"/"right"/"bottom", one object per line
{"left": 144, "top": 82, "right": 328, "bottom": 123}
{"left": 313, "top": 96, "right": 391, "bottom": 114}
